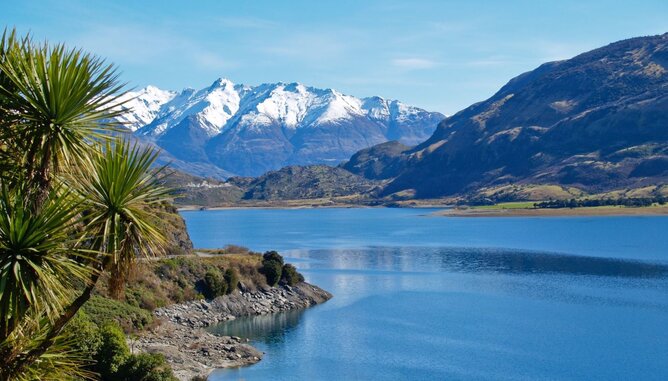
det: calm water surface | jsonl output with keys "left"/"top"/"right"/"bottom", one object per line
{"left": 181, "top": 208, "right": 668, "bottom": 380}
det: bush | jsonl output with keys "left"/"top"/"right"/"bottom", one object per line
{"left": 261, "top": 261, "right": 282, "bottom": 286}
{"left": 202, "top": 268, "right": 227, "bottom": 299}
{"left": 224, "top": 268, "right": 239, "bottom": 293}
{"left": 261, "top": 251, "right": 285, "bottom": 287}
{"left": 64, "top": 311, "right": 102, "bottom": 362}
{"left": 93, "top": 322, "right": 178, "bottom": 381}
{"left": 281, "top": 264, "right": 305, "bottom": 286}
{"left": 96, "top": 323, "right": 130, "bottom": 380}
{"left": 82, "top": 295, "right": 153, "bottom": 332}
{"left": 117, "top": 353, "right": 178, "bottom": 381}
{"left": 262, "top": 251, "right": 284, "bottom": 265}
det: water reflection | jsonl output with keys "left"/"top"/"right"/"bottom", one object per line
{"left": 207, "top": 309, "right": 304, "bottom": 345}
{"left": 435, "top": 247, "right": 668, "bottom": 278}
{"left": 293, "top": 247, "right": 668, "bottom": 279}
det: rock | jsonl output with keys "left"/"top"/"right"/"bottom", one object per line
{"left": 154, "top": 282, "right": 332, "bottom": 328}
{"left": 132, "top": 321, "right": 262, "bottom": 381}
{"left": 144, "top": 282, "right": 332, "bottom": 380}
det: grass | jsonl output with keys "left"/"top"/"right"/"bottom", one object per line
{"left": 82, "top": 295, "right": 154, "bottom": 332}
{"left": 88, "top": 252, "right": 273, "bottom": 333}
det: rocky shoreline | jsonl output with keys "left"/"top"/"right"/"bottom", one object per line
{"left": 135, "top": 282, "right": 332, "bottom": 380}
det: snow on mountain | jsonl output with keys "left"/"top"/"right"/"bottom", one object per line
{"left": 114, "top": 86, "right": 176, "bottom": 131}
{"left": 118, "top": 78, "right": 444, "bottom": 177}
{"left": 137, "top": 78, "right": 251, "bottom": 137}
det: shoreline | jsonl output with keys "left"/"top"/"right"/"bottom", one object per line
{"left": 137, "top": 282, "right": 332, "bottom": 380}
{"left": 434, "top": 205, "right": 668, "bottom": 217}
{"left": 177, "top": 202, "right": 668, "bottom": 218}
{"left": 176, "top": 201, "right": 453, "bottom": 211}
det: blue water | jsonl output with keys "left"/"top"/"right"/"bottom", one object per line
{"left": 181, "top": 208, "right": 668, "bottom": 380}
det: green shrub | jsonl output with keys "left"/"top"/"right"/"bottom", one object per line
{"left": 82, "top": 296, "right": 153, "bottom": 332}
{"left": 117, "top": 353, "right": 178, "bottom": 381}
{"left": 224, "top": 268, "right": 239, "bottom": 293}
{"left": 281, "top": 264, "right": 305, "bottom": 286}
{"left": 96, "top": 323, "right": 130, "bottom": 380}
{"left": 261, "top": 261, "right": 282, "bottom": 286}
{"left": 64, "top": 311, "right": 102, "bottom": 362}
{"left": 202, "top": 268, "right": 227, "bottom": 299}
{"left": 262, "top": 251, "right": 284, "bottom": 265}
{"left": 261, "top": 251, "right": 285, "bottom": 287}
{"left": 91, "top": 322, "right": 178, "bottom": 381}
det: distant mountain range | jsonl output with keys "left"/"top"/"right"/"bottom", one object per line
{"left": 352, "top": 32, "right": 668, "bottom": 198}
{"left": 159, "top": 33, "right": 668, "bottom": 205}
{"left": 116, "top": 80, "right": 444, "bottom": 177}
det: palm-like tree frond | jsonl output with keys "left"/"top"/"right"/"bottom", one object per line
{"left": 69, "top": 141, "right": 170, "bottom": 269}
{"left": 4, "top": 314, "right": 95, "bottom": 381}
{"left": 0, "top": 30, "right": 127, "bottom": 208}
{"left": 0, "top": 186, "right": 92, "bottom": 337}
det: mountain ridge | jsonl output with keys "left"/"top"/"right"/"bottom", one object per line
{"left": 377, "top": 32, "right": 668, "bottom": 198}
{"left": 116, "top": 79, "right": 444, "bottom": 177}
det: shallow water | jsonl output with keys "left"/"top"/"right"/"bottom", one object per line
{"left": 180, "top": 208, "right": 668, "bottom": 380}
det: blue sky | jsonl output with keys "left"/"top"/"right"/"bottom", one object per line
{"left": 3, "top": 0, "right": 667, "bottom": 114}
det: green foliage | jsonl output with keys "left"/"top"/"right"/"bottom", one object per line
{"left": 0, "top": 186, "right": 90, "bottom": 334}
{"left": 71, "top": 141, "right": 171, "bottom": 298}
{"left": 535, "top": 196, "right": 667, "bottom": 209}
{"left": 82, "top": 296, "right": 153, "bottom": 332}
{"left": 0, "top": 28, "right": 172, "bottom": 380}
{"left": 92, "top": 322, "right": 177, "bottom": 381}
{"left": 261, "top": 251, "right": 284, "bottom": 287}
{"left": 117, "top": 353, "right": 178, "bottom": 381}
{"left": 261, "top": 261, "right": 282, "bottom": 287}
{"left": 202, "top": 269, "right": 227, "bottom": 299}
{"left": 95, "top": 323, "right": 130, "bottom": 380}
{"left": 224, "top": 268, "right": 239, "bottom": 293}
{"left": 63, "top": 311, "right": 102, "bottom": 362}
{"left": 281, "top": 264, "right": 305, "bottom": 286}
{"left": 262, "top": 251, "right": 284, "bottom": 265}
{"left": 0, "top": 28, "right": 124, "bottom": 192}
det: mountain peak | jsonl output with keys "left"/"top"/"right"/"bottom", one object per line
{"left": 119, "top": 77, "right": 444, "bottom": 177}
{"left": 209, "top": 77, "right": 235, "bottom": 89}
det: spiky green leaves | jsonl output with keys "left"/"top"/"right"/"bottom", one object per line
{"left": 68, "top": 142, "right": 170, "bottom": 294}
{"left": 0, "top": 187, "right": 90, "bottom": 336}
{"left": 74, "top": 142, "right": 170, "bottom": 258}
{"left": 0, "top": 29, "right": 174, "bottom": 380}
{"left": 0, "top": 28, "right": 127, "bottom": 210}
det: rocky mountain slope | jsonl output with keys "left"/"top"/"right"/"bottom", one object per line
{"left": 228, "top": 165, "right": 379, "bottom": 201}
{"left": 166, "top": 166, "right": 379, "bottom": 206}
{"left": 370, "top": 33, "right": 668, "bottom": 198}
{"left": 117, "top": 80, "right": 444, "bottom": 177}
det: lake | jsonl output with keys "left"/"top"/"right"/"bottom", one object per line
{"left": 181, "top": 208, "right": 668, "bottom": 380}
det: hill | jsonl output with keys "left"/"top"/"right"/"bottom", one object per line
{"left": 376, "top": 33, "right": 668, "bottom": 198}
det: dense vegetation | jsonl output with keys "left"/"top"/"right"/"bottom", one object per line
{"left": 0, "top": 29, "right": 177, "bottom": 379}
{"left": 260, "top": 251, "right": 305, "bottom": 287}
{"left": 67, "top": 248, "right": 306, "bottom": 343}
{"left": 65, "top": 314, "right": 176, "bottom": 381}
{"left": 535, "top": 196, "right": 667, "bottom": 209}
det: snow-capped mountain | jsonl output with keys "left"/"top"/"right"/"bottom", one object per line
{"left": 119, "top": 78, "right": 444, "bottom": 177}
{"left": 115, "top": 86, "right": 176, "bottom": 131}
